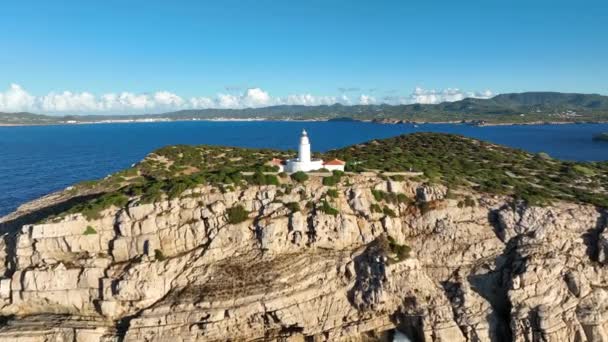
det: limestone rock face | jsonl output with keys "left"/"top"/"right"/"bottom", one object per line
{"left": 0, "top": 174, "right": 605, "bottom": 341}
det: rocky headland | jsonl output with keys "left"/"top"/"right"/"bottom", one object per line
{"left": 0, "top": 133, "right": 607, "bottom": 341}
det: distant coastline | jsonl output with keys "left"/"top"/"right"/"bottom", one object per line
{"left": 3, "top": 91, "right": 608, "bottom": 127}
{"left": 2, "top": 117, "right": 608, "bottom": 128}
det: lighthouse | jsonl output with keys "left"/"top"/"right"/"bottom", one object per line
{"left": 298, "top": 129, "right": 311, "bottom": 163}
{"left": 271, "top": 130, "right": 346, "bottom": 173}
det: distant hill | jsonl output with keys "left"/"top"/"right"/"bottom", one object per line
{"left": 2, "top": 92, "right": 608, "bottom": 125}
{"left": 0, "top": 112, "right": 62, "bottom": 125}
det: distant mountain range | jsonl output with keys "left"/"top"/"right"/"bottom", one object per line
{"left": 2, "top": 92, "right": 608, "bottom": 125}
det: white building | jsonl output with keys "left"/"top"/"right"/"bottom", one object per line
{"left": 270, "top": 130, "right": 345, "bottom": 173}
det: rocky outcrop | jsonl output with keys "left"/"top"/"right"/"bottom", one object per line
{"left": 0, "top": 175, "right": 605, "bottom": 341}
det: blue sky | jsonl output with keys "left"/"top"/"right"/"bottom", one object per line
{"left": 0, "top": 0, "right": 607, "bottom": 114}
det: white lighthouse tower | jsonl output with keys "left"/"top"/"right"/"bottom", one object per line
{"left": 269, "top": 129, "right": 345, "bottom": 173}
{"left": 298, "top": 129, "right": 311, "bottom": 163}
{"left": 283, "top": 129, "right": 323, "bottom": 172}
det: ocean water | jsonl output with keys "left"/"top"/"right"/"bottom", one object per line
{"left": 1, "top": 121, "right": 607, "bottom": 217}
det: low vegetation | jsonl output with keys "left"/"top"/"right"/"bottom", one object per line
{"left": 83, "top": 226, "right": 97, "bottom": 235}
{"left": 457, "top": 195, "right": 476, "bottom": 208}
{"left": 371, "top": 189, "right": 409, "bottom": 204}
{"left": 326, "top": 133, "right": 608, "bottom": 207}
{"left": 322, "top": 170, "right": 345, "bottom": 186}
{"left": 226, "top": 205, "right": 250, "bottom": 224}
{"left": 246, "top": 171, "right": 280, "bottom": 186}
{"left": 326, "top": 189, "right": 339, "bottom": 198}
{"left": 387, "top": 235, "right": 411, "bottom": 261}
{"left": 290, "top": 171, "right": 309, "bottom": 183}
{"left": 154, "top": 249, "right": 166, "bottom": 261}
{"left": 66, "top": 193, "right": 129, "bottom": 220}
{"left": 285, "top": 202, "right": 300, "bottom": 213}
{"left": 376, "top": 235, "right": 411, "bottom": 263}
{"left": 382, "top": 206, "right": 397, "bottom": 217}
{"left": 318, "top": 200, "right": 339, "bottom": 216}
{"left": 49, "top": 132, "right": 608, "bottom": 222}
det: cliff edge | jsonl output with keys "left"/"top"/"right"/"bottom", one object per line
{"left": 0, "top": 133, "right": 606, "bottom": 342}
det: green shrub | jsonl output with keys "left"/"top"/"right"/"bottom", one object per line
{"left": 83, "top": 226, "right": 97, "bottom": 235}
{"left": 332, "top": 170, "right": 345, "bottom": 177}
{"left": 387, "top": 235, "right": 411, "bottom": 261}
{"left": 70, "top": 192, "right": 129, "bottom": 220}
{"left": 572, "top": 165, "right": 595, "bottom": 177}
{"left": 282, "top": 184, "right": 293, "bottom": 194}
{"left": 322, "top": 170, "right": 344, "bottom": 186}
{"left": 383, "top": 206, "right": 397, "bottom": 217}
{"left": 291, "top": 171, "right": 309, "bottom": 183}
{"left": 226, "top": 205, "right": 250, "bottom": 224}
{"left": 248, "top": 171, "right": 280, "bottom": 186}
{"left": 326, "top": 189, "right": 339, "bottom": 198}
{"left": 371, "top": 189, "right": 408, "bottom": 204}
{"left": 397, "top": 193, "right": 410, "bottom": 203}
{"left": 371, "top": 189, "right": 384, "bottom": 201}
{"left": 370, "top": 203, "right": 382, "bottom": 213}
{"left": 322, "top": 176, "right": 339, "bottom": 186}
{"left": 154, "top": 249, "right": 166, "bottom": 261}
{"left": 285, "top": 202, "right": 300, "bottom": 213}
{"left": 390, "top": 175, "right": 405, "bottom": 181}
{"left": 319, "top": 200, "right": 339, "bottom": 216}
{"left": 167, "top": 180, "right": 190, "bottom": 199}
{"left": 278, "top": 172, "right": 288, "bottom": 178}
{"left": 464, "top": 195, "right": 476, "bottom": 207}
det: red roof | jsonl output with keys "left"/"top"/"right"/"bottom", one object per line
{"left": 323, "top": 159, "right": 345, "bottom": 166}
{"left": 269, "top": 158, "right": 285, "bottom": 165}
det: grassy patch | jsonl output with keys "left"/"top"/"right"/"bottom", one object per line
{"left": 285, "top": 202, "right": 300, "bottom": 213}
{"left": 247, "top": 171, "right": 280, "bottom": 186}
{"left": 370, "top": 203, "right": 382, "bottom": 213}
{"left": 83, "top": 226, "right": 97, "bottom": 235}
{"left": 326, "top": 189, "right": 339, "bottom": 198}
{"left": 154, "top": 249, "right": 166, "bottom": 261}
{"left": 290, "top": 171, "right": 309, "bottom": 183}
{"left": 319, "top": 200, "right": 339, "bottom": 216}
{"left": 226, "top": 205, "right": 250, "bottom": 224}
{"left": 68, "top": 193, "right": 129, "bottom": 220}
{"left": 371, "top": 189, "right": 409, "bottom": 204}
{"left": 383, "top": 206, "right": 397, "bottom": 217}
{"left": 322, "top": 170, "right": 345, "bottom": 186}
{"left": 325, "top": 133, "right": 608, "bottom": 208}
{"left": 387, "top": 235, "right": 411, "bottom": 261}
{"left": 457, "top": 195, "right": 476, "bottom": 208}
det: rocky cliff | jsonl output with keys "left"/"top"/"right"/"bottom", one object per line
{"left": 0, "top": 171, "right": 606, "bottom": 342}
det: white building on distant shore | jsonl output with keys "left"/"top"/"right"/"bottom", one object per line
{"left": 269, "top": 130, "right": 345, "bottom": 173}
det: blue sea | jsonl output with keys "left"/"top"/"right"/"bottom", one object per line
{"left": 1, "top": 121, "right": 607, "bottom": 217}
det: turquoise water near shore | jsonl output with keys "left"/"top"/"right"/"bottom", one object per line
{"left": 1, "top": 121, "right": 607, "bottom": 216}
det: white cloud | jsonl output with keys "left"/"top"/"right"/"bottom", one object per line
{"left": 0, "top": 84, "right": 36, "bottom": 112}
{"left": 243, "top": 88, "right": 270, "bottom": 107}
{"left": 189, "top": 96, "right": 214, "bottom": 108}
{"left": 0, "top": 83, "right": 495, "bottom": 114}
{"left": 279, "top": 94, "right": 339, "bottom": 106}
{"left": 358, "top": 94, "right": 376, "bottom": 105}
{"left": 153, "top": 91, "right": 184, "bottom": 107}
{"left": 408, "top": 87, "right": 494, "bottom": 104}
{"left": 40, "top": 91, "right": 101, "bottom": 112}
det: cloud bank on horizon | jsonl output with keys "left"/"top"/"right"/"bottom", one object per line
{"left": 0, "top": 84, "right": 494, "bottom": 115}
